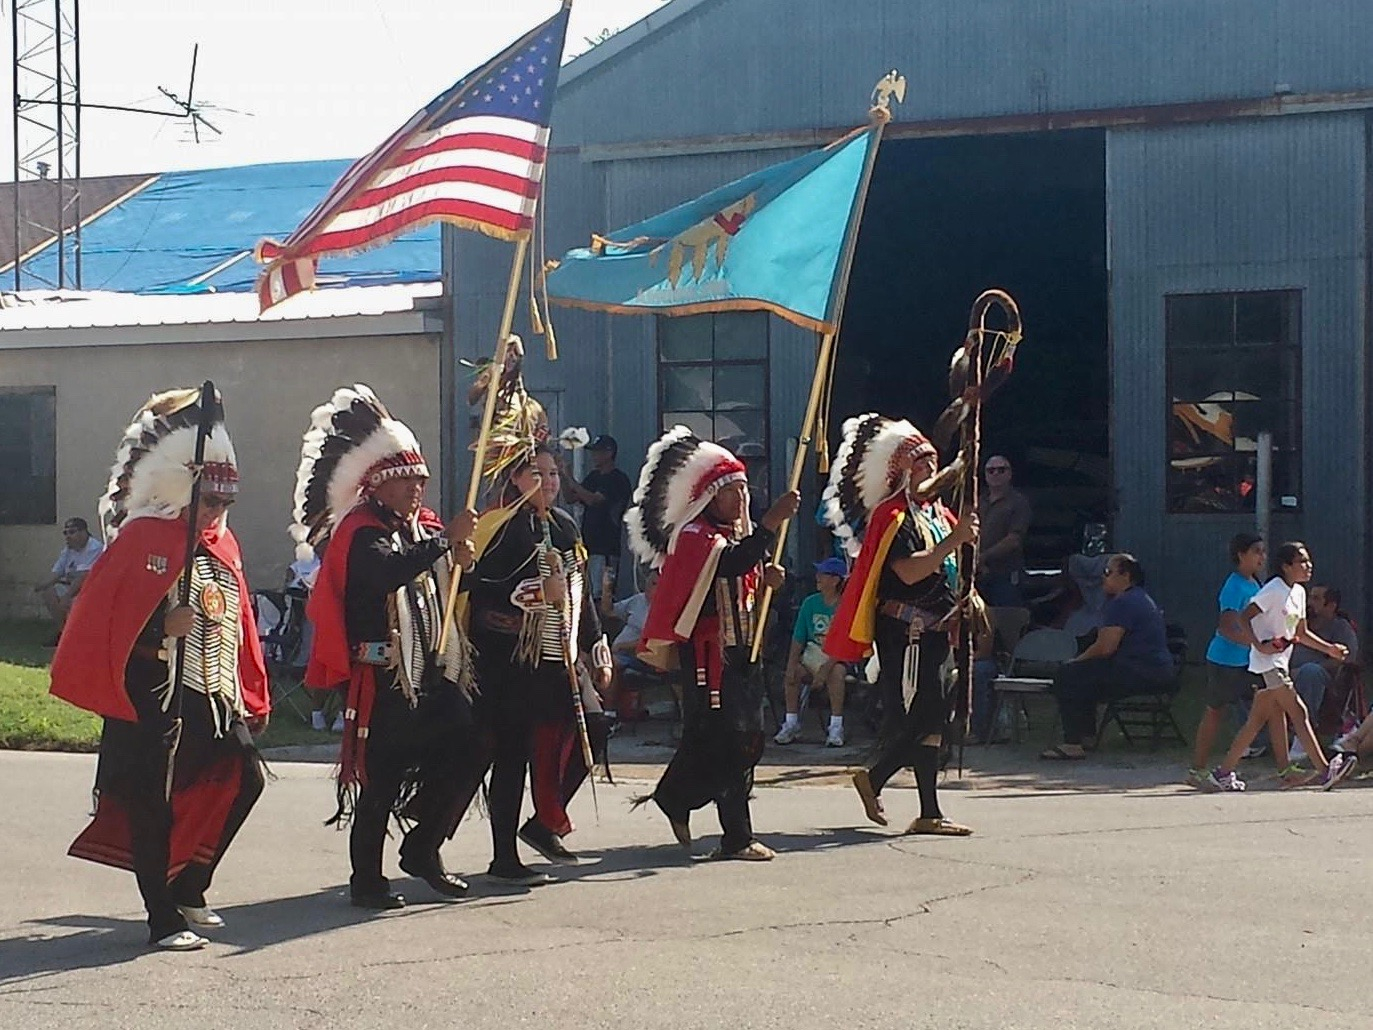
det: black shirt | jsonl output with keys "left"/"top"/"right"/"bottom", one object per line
{"left": 469, "top": 505, "right": 602, "bottom": 654}
{"left": 579, "top": 467, "right": 632, "bottom": 556}
{"left": 877, "top": 504, "right": 957, "bottom": 617}
{"left": 343, "top": 501, "right": 448, "bottom": 646}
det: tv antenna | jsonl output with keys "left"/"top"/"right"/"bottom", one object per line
{"left": 9, "top": 7, "right": 252, "bottom": 289}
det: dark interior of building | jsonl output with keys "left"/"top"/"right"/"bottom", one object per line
{"left": 832, "top": 128, "right": 1110, "bottom": 566}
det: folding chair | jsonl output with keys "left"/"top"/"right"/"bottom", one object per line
{"left": 989, "top": 628, "right": 1078, "bottom": 742}
{"left": 252, "top": 589, "right": 312, "bottom": 720}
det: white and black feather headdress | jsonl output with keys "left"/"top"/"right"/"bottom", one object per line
{"left": 626, "top": 426, "right": 749, "bottom": 568}
{"left": 822, "top": 413, "right": 960, "bottom": 558}
{"left": 291, "top": 385, "right": 429, "bottom": 561}
{"left": 99, "top": 387, "right": 238, "bottom": 542}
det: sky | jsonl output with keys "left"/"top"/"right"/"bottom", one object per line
{"left": 4, "top": 0, "right": 665, "bottom": 179}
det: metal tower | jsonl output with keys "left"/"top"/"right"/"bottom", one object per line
{"left": 11, "top": 0, "right": 82, "bottom": 289}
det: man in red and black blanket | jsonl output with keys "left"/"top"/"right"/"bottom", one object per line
{"left": 50, "top": 388, "right": 269, "bottom": 951}
{"left": 626, "top": 427, "right": 799, "bottom": 861}
{"left": 295, "top": 385, "right": 478, "bottom": 911}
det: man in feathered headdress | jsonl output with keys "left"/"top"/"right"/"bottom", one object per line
{"left": 823, "top": 414, "right": 979, "bottom": 837}
{"left": 626, "top": 427, "right": 799, "bottom": 861}
{"left": 293, "top": 385, "right": 478, "bottom": 910}
{"left": 50, "top": 388, "right": 270, "bottom": 951}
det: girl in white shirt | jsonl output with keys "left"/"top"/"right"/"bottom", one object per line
{"left": 1206, "top": 542, "right": 1355, "bottom": 792}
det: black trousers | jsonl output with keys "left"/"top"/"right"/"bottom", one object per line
{"left": 653, "top": 644, "right": 765, "bottom": 854}
{"left": 349, "top": 681, "right": 472, "bottom": 896}
{"left": 1050, "top": 656, "right": 1175, "bottom": 745}
{"left": 868, "top": 622, "right": 952, "bottom": 792}
{"left": 112, "top": 719, "right": 264, "bottom": 941}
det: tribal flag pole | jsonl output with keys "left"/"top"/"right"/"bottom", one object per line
{"left": 931, "top": 291, "right": 1024, "bottom": 775}
{"left": 546, "top": 72, "right": 908, "bottom": 661}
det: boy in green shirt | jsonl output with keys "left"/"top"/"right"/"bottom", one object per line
{"left": 775, "top": 557, "right": 848, "bottom": 747}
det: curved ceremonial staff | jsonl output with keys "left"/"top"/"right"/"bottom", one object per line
{"left": 165, "top": 379, "right": 217, "bottom": 800}
{"left": 932, "top": 291, "right": 1023, "bottom": 775}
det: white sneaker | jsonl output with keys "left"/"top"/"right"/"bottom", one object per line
{"left": 177, "top": 904, "right": 225, "bottom": 929}
{"left": 331, "top": 714, "right": 346, "bottom": 733}
{"left": 825, "top": 725, "right": 845, "bottom": 747}
{"left": 1289, "top": 739, "right": 1308, "bottom": 763}
{"left": 310, "top": 711, "right": 327, "bottom": 731}
{"left": 155, "top": 930, "right": 209, "bottom": 951}
{"left": 773, "top": 722, "right": 802, "bottom": 745}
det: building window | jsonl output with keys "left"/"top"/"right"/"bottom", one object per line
{"left": 1165, "top": 291, "right": 1300, "bottom": 514}
{"left": 0, "top": 386, "right": 57, "bottom": 525}
{"left": 658, "top": 312, "right": 770, "bottom": 497}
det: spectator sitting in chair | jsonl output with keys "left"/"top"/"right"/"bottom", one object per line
{"left": 775, "top": 557, "right": 848, "bottom": 748}
{"left": 33, "top": 517, "right": 103, "bottom": 643}
{"left": 611, "top": 569, "right": 659, "bottom": 674}
{"left": 1041, "top": 553, "right": 1176, "bottom": 760}
{"left": 1286, "top": 584, "right": 1358, "bottom": 760}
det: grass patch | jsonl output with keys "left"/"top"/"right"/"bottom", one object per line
{"left": 0, "top": 620, "right": 101, "bottom": 751}
{"left": 0, "top": 620, "right": 338, "bottom": 753}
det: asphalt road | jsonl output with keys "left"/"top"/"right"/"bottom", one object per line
{"left": 0, "top": 750, "right": 1369, "bottom": 1029}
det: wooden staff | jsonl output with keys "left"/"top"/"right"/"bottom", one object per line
{"left": 437, "top": 237, "right": 529, "bottom": 655}
{"left": 749, "top": 331, "right": 836, "bottom": 662}
{"left": 165, "top": 380, "right": 217, "bottom": 800}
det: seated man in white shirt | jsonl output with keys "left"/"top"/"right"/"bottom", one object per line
{"left": 33, "top": 517, "right": 103, "bottom": 640}
{"left": 609, "top": 571, "right": 664, "bottom": 718}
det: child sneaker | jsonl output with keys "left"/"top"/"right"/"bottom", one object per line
{"left": 1321, "top": 752, "right": 1358, "bottom": 791}
{"left": 1207, "top": 767, "right": 1246, "bottom": 792}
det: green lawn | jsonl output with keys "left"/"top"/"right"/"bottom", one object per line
{"left": 0, "top": 620, "right": 337, "bottom": 752}
{"left": 0, "top": 620, "right": 101, "bottom": 750}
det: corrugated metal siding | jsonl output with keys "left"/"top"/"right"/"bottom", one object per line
{"left": 1108, "top": 112, "right": 1368, "bottom": 641}
{"left": 556, "top": 0, "right": 1373, "bottom": 148}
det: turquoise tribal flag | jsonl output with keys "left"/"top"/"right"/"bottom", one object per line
{"left": 546, "top": 122, "right": 881, "bottom": 333}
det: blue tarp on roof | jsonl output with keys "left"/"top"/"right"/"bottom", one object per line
{"left": 18, "top": 159, "right": 440, "bottom": 294}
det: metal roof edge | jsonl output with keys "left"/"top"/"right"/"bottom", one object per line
{"left": 0, "top": 308, "right": 437, "bottom": 351}
{"left": 570, "top": 88, "right": 1373, "bottom": 162}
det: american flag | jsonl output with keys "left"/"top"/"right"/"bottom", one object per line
{"left": 255, "top": 3, "right": 570, "bottom": 312}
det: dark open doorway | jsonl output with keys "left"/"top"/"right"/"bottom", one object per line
{"left": 832, "top": 129, "right": 1109, "bottom": 564}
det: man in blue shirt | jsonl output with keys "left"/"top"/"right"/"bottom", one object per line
{"left": 1041, "top": 553, "right": 1175, "bottom": 759}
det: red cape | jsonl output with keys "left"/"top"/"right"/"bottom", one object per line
{"left": 51, "top": 516, "right": 268, "bottom": 877}
{"left": 50, "top": 516, "right": 269, "bottom": 722}
{"left": 639, "top": 517, "right": 758, "bottom": 686}
{"left": 824, "top": 496, "right": 957, "bottom": 663}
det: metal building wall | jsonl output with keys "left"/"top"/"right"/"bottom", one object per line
{"left": 556, "top": 0, "right": 1373, "bottom": 147}
{"left": 1107, "top": 112, "right": 1369, "bottom": 640}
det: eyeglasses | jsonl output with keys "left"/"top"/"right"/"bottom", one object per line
{"left": 201, "top": 495, "right": 236, "bottom": 510}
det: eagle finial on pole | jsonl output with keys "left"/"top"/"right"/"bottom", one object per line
{"left": 871, "top": 69, "right": 907, "bottom": 118}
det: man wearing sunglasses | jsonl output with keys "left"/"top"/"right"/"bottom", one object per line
{"left": 976, "top": 456, "right": 1032, "bottom": 608}
{"left": 33, "top": 516, "right": 103, "bottom": 641}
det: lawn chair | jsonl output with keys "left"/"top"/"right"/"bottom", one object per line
{"left": 989, "top": 628, "right": 1078, "bottom": 742}
{"left": 251, "top": 588, "right": 312, "bottom": 720}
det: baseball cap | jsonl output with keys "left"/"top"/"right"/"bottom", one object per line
{"left": 814, "top": 557, "right": 847, "bottom": 577}
{"left": 587, "top": 434, "right": 617, "bottom": 453}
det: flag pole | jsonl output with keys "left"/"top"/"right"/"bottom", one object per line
{"left": 437, "top": 236, "right": 530, "bottom": 654}
{"left": 749, "top": 333, "right": 835, "bottom": 661}
{"left": 748, "top": 93, "right": 896, "bottom": 662}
